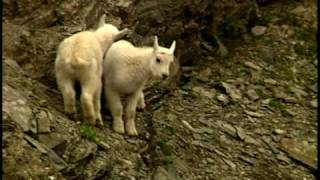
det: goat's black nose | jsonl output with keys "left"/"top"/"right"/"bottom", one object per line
{"left": 162, "top": 74, "right": 169, "bottom": 80}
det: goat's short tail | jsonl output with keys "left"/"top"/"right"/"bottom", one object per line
{"left": 65, "top": 56, "right": 90, "bottom": 68}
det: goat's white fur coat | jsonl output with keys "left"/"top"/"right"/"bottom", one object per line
{"left": 103, "top": 36, "right": 176, "bottom": 135}
{"left": 55, "top": 15, "right": 129, "bottom": 125}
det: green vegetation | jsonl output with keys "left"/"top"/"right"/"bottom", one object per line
{"left": 269, "top": 99, "right": 287, "bottom": 111}
{"left": 219, "top": 17, "right": 247, "bottom": 39}
{"left": 156, "top": 140, "right": 175, "bottom": 165}
{"left": 256, "top": 89, "right": 269, "bottom": 99}
{"left": 81, "top": 124, "right": 96, "bottom": 141}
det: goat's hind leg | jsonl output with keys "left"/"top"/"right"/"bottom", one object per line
{"left": 57, "top": 75, "right": 76, "bottom": 119}
{"left": 125, "top": 90, "right": 141, "bottom": 136}
{"left": 81, "top": 81, "right": 97, "bottom": 125}
{"left": 94, "top": 79, "right": 104, "bottom": 126}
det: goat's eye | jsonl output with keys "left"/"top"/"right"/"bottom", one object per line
{"left": 156, "top": 58, "right": 161, "bottom": 64}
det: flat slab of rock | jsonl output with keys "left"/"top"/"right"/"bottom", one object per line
{"left": 280, "top": 138, "right": 317, "bottom": 171}
{"left": 3, "top": 85, "right": 33, "bottom": 132}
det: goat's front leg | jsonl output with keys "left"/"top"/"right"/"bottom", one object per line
{"left": 125, "top": 90, "right": 141, "bottom": 136}
{"left": 137, "top": 91, "right": 146, "bottom": 110}
{"left": 105, "top": 87, "right": 125, "bottom": 134}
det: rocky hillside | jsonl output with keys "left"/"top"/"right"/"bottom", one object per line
{"left": 3, "top": 0, "right": 317, "bottom": 179}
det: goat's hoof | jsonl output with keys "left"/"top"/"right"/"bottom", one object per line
{"left": 113, "top": 123, "right": 125, "bottom": 134}
{"left": 97, "top": 119, "right": 104, "bottom": 127}
{"left": 137, "top": 104, "right": 146, "bottom": 111}
{"left": 127, "top": 127, "right": 138, "bottom": 136}
{"left": 96, "top": 115, "right": 104, "bottom": 127}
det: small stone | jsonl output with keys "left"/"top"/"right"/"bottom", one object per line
{"left": 193, "top": 133, "right": 202, "bottom": 140}
{"left": 244, "top": 110, "right": 264, "bottom": 117}
{"left": 96, "top": 140, "right": 111, "bottom": 150}
{"left": 39, "top": 99, "right": 47, "bottom": 106}
{"left": 251, "top": 26, "right": 267, "bottom": 36}
{"left": 246, "top": 89, "right": 259, "bottom": 101}
{"left": 239, "top": 155, "right": 256, "bottom": 165}
{"left": 309, "top": 99, "right": 317, "bottom": 108}
{"left": 261, "top": 99, "right": 271, "bottom": 104}
{"left": 221, "top": 82, "right": 242, "bottom": 100}
{"left": 167, "top": 114, "right": 177, "bottom": 121}
{"left": 282, "top": 109, "right": 296, "bottom": 117}
{"left": 235, "top": 127, "right": 246, "bottom": 140}
{"left": 222, "top": 158, "right": 236, "bottom": 169}
{"left": 284, "top": 97, "right": 297, "bottom": 103}
{"left": 272, "top": 87, "right": 287, "bottom": 99}
{"left": 37, "top": 111, "right": 52, "bottom": 133}
{"left": 217, "top": 94, "right": 229, "bottom": 104}
{"left": 274, "top": 129, "right": 286, "bottom": 135}
{"left": 206, "top": 158, "right": 215, "bottom": 164}
{"left": 276, "top": 154, "right": 291, "bottom": 164}
{"left": 291, "top": 6, "right": 306, "bottom": 15}
{"left": 264, "top": 78, "right": 277, "bottom": 85}
{"left": 192, "top": 86, "right": 215, "bottom": 98}
{"left": 244, "top": 136, "right": 260, "bottom": 145}
{"left": 244, "top": 61, "right": 262, "bottom": 71}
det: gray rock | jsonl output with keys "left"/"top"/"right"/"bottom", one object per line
{"left": 280, "top": 138, "right": 317, "bottom": 170}
{"left": 192, "top": 86, "right": 215, "bottom": 98}
{"left": 244, "top": 110, "right": 264, "bottom": 117}
{"left": 246, "top": 89, "right": 259, "bottom": 101}
{"left": 276, "top": 154, "right": 291, "bottom": 164}
{"left": 68, "top": 139, "right": 98, "bottom": 163}
{"left": 24, "top": 135, "right": 67, "bottom": 171}
{"left": 217, "top": 94, "right": 228, "bottom": 104}
{"left": 274, "top": 129, "right": 286, "bottom": 135}
{"left": 264, "top": 78, "right": 277, "bottom": 85}
{"left": 221, "top": 82, "right": 242, "bottom": 101}
{"left": 216, "top": 121, "right": 237, "bottom": 138}
{"left": 235, "top": 127, "right": 246, "bottom": 140}
{"left": 38, "top": 133, "right": 67, "bottom": 149}
{"left": 36, "top": 110, "right": 52, "bottom": 133}
{"left": 83, "top": 151, "right": 112, "bottom": 179}
{"left": 251, "top": 26, "right": 267, "bottom": 36}
{"left": 309, "top": 99, "right": 317, "bottom": 108}
{"left": 222, "top": 158, "right": 236, "bottom": 170}
{"left": 244, "top": 61, "right": 262, "bottom": 71}
{"left": 3, "top": 85, "right": 33, "bottom": 132}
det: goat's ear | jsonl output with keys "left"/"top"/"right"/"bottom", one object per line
{"left": 153, "top": 36, "right": 159, "bottom": 52}
{"left": 169, "top": 40, "right": 176, "bottom": 54}
{"left": 98, "top": 14, "right": 106, "bottom": 28}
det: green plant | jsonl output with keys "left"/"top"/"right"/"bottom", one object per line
{"left": 269, "top": 99, "right": 287, "bottom": 111}
{"left": 81, "top": 124, "right": 96, "bottom": 141}
{"left": 256, "top": 89, "right": 269, "bottom": 99}
{"left": 219, "top": 17, "right": 247, "bottom": 39}
{"left": 156, "top": 140, "right": 173, "bottom": 156}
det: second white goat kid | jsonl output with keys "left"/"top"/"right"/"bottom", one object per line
{"left": 103, "top": 36, "right": 176, "bottom": 136}
{"left": 55, "top": 14, "right": 130, "bottom": 126}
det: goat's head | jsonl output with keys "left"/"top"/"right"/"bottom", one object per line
{"left": 150, "top": 36, "right": 176, "bottom": 80}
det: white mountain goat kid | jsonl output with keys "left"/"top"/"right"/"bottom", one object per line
{"left": 103, "top": 36, "right": 176, "bottom": 136}
{"left": 55, "top": 14, "right": 130, "bottom": 126}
